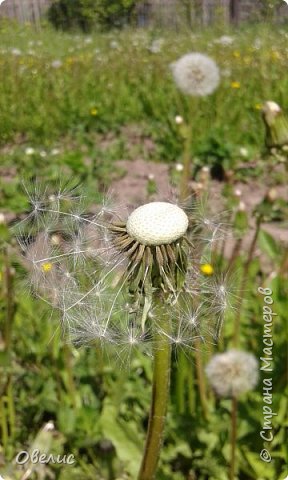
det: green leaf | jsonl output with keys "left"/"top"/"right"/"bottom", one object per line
{"left": 258, "top": 230, "right": 279, "bottom": 260}
{"left": 100, "top": 399, "right": 142, "bottom": 477}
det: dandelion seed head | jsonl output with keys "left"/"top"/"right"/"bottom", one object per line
{"left": 16, "top": 182, "right": 234, "bottom": 362}
{"left": 171, "top": 53, "right": 220, "bottom": 97}
{"left": 206, "top": 350, "right": 259, "bottom": 398}
{"left": 126, "top": 202, "right": 189, "bottom": 246}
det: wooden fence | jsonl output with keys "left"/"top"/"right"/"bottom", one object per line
{"left": 0, "top": 0, "right": 287, "bottom": 27}
{"left": 0, "top": 0, "right": 51, "bottom": 26}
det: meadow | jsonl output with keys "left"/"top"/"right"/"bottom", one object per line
{"left": 0, "top": 19, "right": 287, "bottom": 480}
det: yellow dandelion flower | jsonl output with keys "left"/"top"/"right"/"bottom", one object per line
{"left": 41, "top": 262, "right": 53, "bottom": 273}
{"left": 200, "top": 263, "right": 214, "bottom": 276}
{"left": 66, "top": 57, "right": 75, "bottom": 66}
{"left": 233, "top": 51, "right": 241, "bottom": 58}
{"left": 90, "top": 107, "right": 98, "bottom": 116}
{"left": 271, "top": 51, "right": 280, "bottom": 61}
{"left": 254, "top": 103, "right": 262, "bottom": 110}
{"left": 231, "top": 81, "right": 241, "bottom": 89}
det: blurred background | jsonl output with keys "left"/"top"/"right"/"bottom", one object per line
{"left": 0, "top": 0, "right": 287, "bottom": 479}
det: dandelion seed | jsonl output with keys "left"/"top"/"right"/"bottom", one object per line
{"left": 171, "top": 53, "right": 220, "bottom": 97}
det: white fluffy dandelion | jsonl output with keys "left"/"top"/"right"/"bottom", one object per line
{"left": 15, "top": 182, "right": 232, "bottom": 362}
{"left": 171, "top": 53, "right": 220, "bottom": 97}
{"left": 206, "top": 350, "right": 259, "bottom": 398}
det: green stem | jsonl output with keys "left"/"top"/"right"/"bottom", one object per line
{"left": 180, "top": 98, "right": 197, "bottom": 201}
{"left": 138, "top": 313, "right": 172, "bottom": 480}
{"left": 175, "top": 351, "right": 186, "bottom": 414}
{"left": 233, "top": 216, "right": 262, "bottom": 347}
{"left": 230, "top": 397, "right": 238, "bottom": 480}
{"left": 180, "top": 128, "right": 192, "bottom": 201}
{"left": 194, "top": 338, "right": 208, "bottom": 419}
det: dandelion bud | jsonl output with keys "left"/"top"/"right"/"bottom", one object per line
{"left": 262, "top": 101, "right": 288, "bottom": 149}
{"left": 237, "top": 201, "right": 246, "bottom": 212}
{"left": 0, "top": 212, "right": 6, "bottom": 225}
{"left": 206, "top": 350, "right": 259, "bottom": 398}
{"left": 199, "top": 166, "right": 210, "bottom": 185}
{"left": 266, "top": 188, "right": 277, "bottom": 203}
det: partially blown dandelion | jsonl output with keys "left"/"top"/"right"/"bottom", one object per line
{"left": 171, "top": 53, "right": 220, "bottom": 97}
{"left": 206, "top": 350, "right": 259, "bottom": 398}
{"left": 16, "top": 181, "right": 233, "bottom": 480}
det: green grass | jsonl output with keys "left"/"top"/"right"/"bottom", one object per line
{"left": 0, "top": 19, "right": 287, "bottom": 480}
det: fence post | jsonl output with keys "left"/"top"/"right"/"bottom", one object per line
{"left": 230, "top": 0, "right": 240, "bottom": 24}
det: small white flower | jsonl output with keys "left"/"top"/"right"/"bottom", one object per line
{"left": 51, "top": 148, "right": 60, "bottom": 156}
{"left": 126, "top": 202, "right": 189, "bottom": 246}
{"left": 239, "top": 147, "right": 248, "bottom": 157}
{"left": 206, "top": 350, "right": 259, "bottom": 398}
{"left": 110, "top": 40, "right": 119, "bottom": 50}
{"left": 40, "top": 150, "right": 47, "bottom": 158}
{"left": 175, "top": 163, "right": 184, "bottom": 172}
{"left": 253, "top": 38, "right": 262, "bottom": 49}
{"left": 215, "top": 35, "right": 234, "bottom": 46}
{"left": 148, "top": 39, "right": 163, "bottom": 54}
{"left": 51, "top": 59, "right": 62, "bottom": 69}
{"left": 221, "top": 68, "right": 231, "bottom": 78}
{"left": 11, "top": 48, "right": 21, "bottom": 56}
{"left": 171, "top": 53, "right": 220, "bottom": 97}
{"left": 25, "top": 147, "right": 35, "bottom": 155}
{"left": 234, "top": 188, "right": 242, "bottom": 197}
{"left": 175, "top": 115, "right": 183, "bottom": 125}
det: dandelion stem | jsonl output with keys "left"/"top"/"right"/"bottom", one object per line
{"left": 175, "top": 351, "right": 186, "bottom": 414}
{"left": 180, "top": 130, "right": 192, "bottom": 201}
{"left": 233, "top": 216, "right": 262, "bottom": 347}
{"left": 194, "top": 338, "right": 208, "bottom": 419}
{"left": 138, "top": 308, "right": 172, "bottom": 480}
{"left": 230, "top": 397, "right": 238, "bottom": 480}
